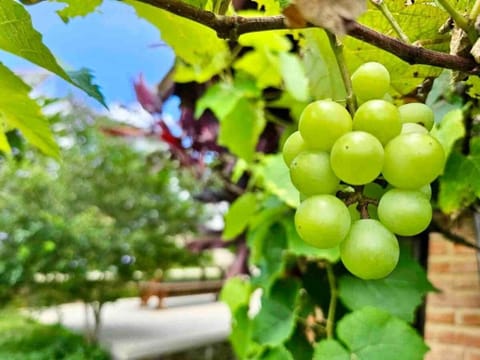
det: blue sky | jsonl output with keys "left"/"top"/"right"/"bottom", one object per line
{"left": 0, "top": 1, "right": 177, "bottom": 113}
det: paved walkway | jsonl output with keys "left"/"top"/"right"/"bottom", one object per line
{"left": 33, "top": 295, "right": 231, "bottom": 360}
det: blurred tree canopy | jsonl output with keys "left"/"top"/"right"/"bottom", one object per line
{"left": 0, "top": 99, "right": 205, "bottom": 306}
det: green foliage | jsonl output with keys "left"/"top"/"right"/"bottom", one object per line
{"left": 54, "top": 0, "right": 103, "bottom": 22}
{"left": 223, "top": 193, "right": 258, "bottom": 240}
{"left": 338, "top": 249, "right": 434, "bottom": 322}
{"left": 332, "top": 307, "right": 429, "bottom": 359}
{"left": 431, "top": 109, "right": 466, "bottom": 157}
{"left": 313, "top": 339, "right": 350, "bottom": 360}
{"left": 0, "top": 63, "right": 58, "bottom": 157}
{"left": 0, "top": 0, "right": 105, "bottom": 105}
{"left": 0, "top": 309, "right": 109, "bottom": 359}
{"left": 0, "top": 102, "right": 203, "bottom": 306}
{"left": 126, "top": 0, "right": 230, "bottom": 82}
{"left": 438, "top": 138, "right": 480, "bottom": 212}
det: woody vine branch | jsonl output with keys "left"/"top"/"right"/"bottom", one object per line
{"left": 133, "top": 0, "right": 479, "bottom": 73}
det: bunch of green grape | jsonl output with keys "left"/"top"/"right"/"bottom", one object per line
{"left": 282, "top": 62, "right": 445, "bottom": 280}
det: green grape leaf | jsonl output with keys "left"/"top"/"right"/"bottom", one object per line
{"left": 438, "top": 140, "right": 480, "bottom": 213}
{"left": 283, "top": 217, "right": 340, "bottom": 262}
{"left": 338, "top": 250, "right": 434, "bottom": 322}
{"left": 234, "top": 49, "right": 282, "bottom": 89}
{"left": 343, "top": 0, "right": 446, "bottom": 96}
{"left": 336, "top": 307, "right": 429, "bottom": 360}
{"left": 252, "top": 278, "right": 300, "bottom": 346}
{"left": 126, "top": 0, "right": 229, "bottom": 83}
{"left": 279, "top": 52, "right": 310, "bottom": 102}
{"left": 223, "top": 192, "right": 258, "bottom": 240}
{"left": 53, "top": 0, "right": 102, "bottom": 22}
{"left": 238, "top": 31, "right": 291, "bottom": 52}
{"left": 431, "top": 109, "right": 465, "bottom": 158}
{"left": 313, "top": 339, "right": 350, "bottom": 360}
{"left": 285, "top": 324, "right": 314, "bottom": 360}
{"left": 67, "top": 68, "right": 105, "bottom": 106}
{"left": 249, "top": 222, "right": 288, "bottom": 289}
{"left": 182, "top": 0, "right": 208, "bottom": 8}
{"left": 466, "top": 75, "right": 480, "bottom": 99}
{"left": 256, "top": 154, "right": 300, "bottom": 208}
{"left": 0, "top": 63, "right": 59, "bottom": 157}
{"left": 0, "top": 0, "right": 106, "bottom": 105}
{"left": 260, "top": 346, "right": 294, "bottom": 360}
{"left": 218, "top": 97, "right": 265, "bottom": 162}
{"left": 230, "top": 306, "right": 262, "bottom": 360}
{"left": 300, "top": 29, "right": 346, "bottom": 102}
{"left": 220, "top": 277, "right": 252, "bottom": 313}
{"left": 0, "top": 129, "right": 11, "bottom": 154}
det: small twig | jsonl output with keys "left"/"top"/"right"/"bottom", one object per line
{"left": 370, "top": 0, "right": 410, "bottom": 43}
{"left": 325, "top": 262, "right": 337, "bottom": 339}
{"left": 436, "top": 0, "right": 476, "bottom": 42}
{"left": 430, "top": 219, "right": 480, "bottom": 251}
{"left": 327, "top": 32, "right": 357, "bottom": 114}
{"left": 470, "top": 0, "right": 480, "bottom": 22}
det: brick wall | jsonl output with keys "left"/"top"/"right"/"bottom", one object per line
{"left": 425, "top": 217, "right": 480, "bottom": 360}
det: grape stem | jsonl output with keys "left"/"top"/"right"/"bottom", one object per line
{"left": 370, "top": 0, "right": 410, "bottom": 43}
{"left": 325, "top": 261, "right": 337, "bottom": 339}
{"left": 436, "top": 0, "right": 476, "bottom": 43}
{"left": 327, "top": 32, "right": 357, "bottom": 114}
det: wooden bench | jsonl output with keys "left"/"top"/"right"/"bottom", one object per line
{"left": 139, "top": 279, "right": 224, "bottom": 309}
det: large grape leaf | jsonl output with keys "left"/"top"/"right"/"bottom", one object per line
{"left": 0, "top": 63, "right": 59, "bottom": 157}
{"left": 126, "top": 0, "right": 229, "bottom": 83}
{"left": 252, "top": 278, "right": 300, "bottom": 346}
{"left": 335, "top": 307, "right": 429, "bottom": 360}
{"left": 256, "top": 154, "right": 300, "bottom": 208}
{"left": 53, "top": 0, "right": 103, "bottom": 22}
{"left": 438, "top": 139, "right": 480, "bottom": 212}
{"left": 338, "top": 250, "right": 434, "bottom": 322}
{"left": 0, "top": 0, "right": 105, "bottom": 105}
{"left": 343, "top": 0, "right": 447, "bottom": 96}
{"left": 252, "top": 0, "right": 281, "bottom": 14}
{"left": 220, "top": 277, "right": 252, "bottom": 314}
{"left": 300, "top": 29, "right": 346, "bottom": 102}
{"left": 260, "top": 346, "right": 294, "bottom": 360}
{"left": 230, "top": 306, "right": 262, "bottom": 360}
{"left": 313, "top": 339, "right": 350, "bottom": 360}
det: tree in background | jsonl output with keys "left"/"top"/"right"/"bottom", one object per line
{"left": 0, "top": 99, "right": 205, "bottom": 340}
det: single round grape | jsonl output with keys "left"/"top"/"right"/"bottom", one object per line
{"left": 298, "top": 100, "right": 353, "bottom": 151}
{"left": 282, "top": 131, "right": 307, "bottom": 167}
{"left": 382, "top": 133, "right": 445, "bottom": 189}
{"left": 295, "top": 195, "right": 351, "bottom": 248}
{"left": 351, "top": 62, "right": 390, "bottom": 101}
{"left": 340, "top": 219, "right": 399, "bottom": 279}
{"left": 330, "top": 131, "right": 384, "bottom": 185}
{"left": 398, "top": 102, "right": 434, "bottom": 130}
{"left": 401, "top": 122, "right": 429, "bottom": 135}
{"left": 378, "top": 188, "right": 432, "bottom": 236}
{"left": 353, "top": 100, "right": 402, "bottom": 145}
{"left": 290, "top": 151, "right": 339, "bottom": 196}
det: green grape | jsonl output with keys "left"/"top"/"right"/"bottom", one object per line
{"left": 401, "top": 122, "right": 429, "bottom": 135}
{"left": 378, "top": 188, "right": 432, "bottom": 236}
{"left": 340, "top": 219, "right": 399, "bottom": 279}
{"left": 295, "top": 195, "right": 351, "bottom": 248}
{"left": 290, "top": 151, "right": 339, "bottom": 196}
{"left": 298, "top": 100, "right": 352, "bottom": 151}
{"left": 353, "top": 100, "right": 402, "bottom": 145}
{"left": 418, "top": 184, "right": 432, "bottom": 199}
{"left": 383, "top": 133, "right": 445, "bottom": 189}
{"left": 282, "top": 131, "right": 307, "bottom": 167}
{"left": 351, "top": 62, "right": 390, "bottom": 101}
{"left": 330, "top": 131, "right": 384, "bottom": 185}
{"left": 398, "top": 102, "right": 434, "bottom": 130}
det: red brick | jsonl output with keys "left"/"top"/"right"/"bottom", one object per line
{"left": 429, "top": 260, "right": 452, "bottom": 273}
{"left": 456, "top": 328, "right": 480, "bottom": 347}
{"left": 427, "top": 291, "right": 480, "bottom": 308}
{"left": 450, "top": 259, "right": 479, "bottom": 273}
{"left": 452, "top": 274, "right": 480, "bottom": 290}
{"left": 424, "top": 343, "right": 465, "bottom": 360}
{"left": 454, "top": 243, "right": 478, "bottom": 255}
{"left": 426, "top": 307, "right": 455, "bottom": 324}
{"left": 425, "top": 325, "right": 480, "bottom": 347}
{"left": 428, "top": 274, "right": 453, "bottom": 289}
{"left": 430, "top": 238, "right": 454, "bottom": 255}
{"left": 458, "top": 310, "right": 480, "bottom": 326}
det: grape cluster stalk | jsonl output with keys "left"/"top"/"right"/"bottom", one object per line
{"left": 283, "top": 62, "right": 445, "bottom": 280}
